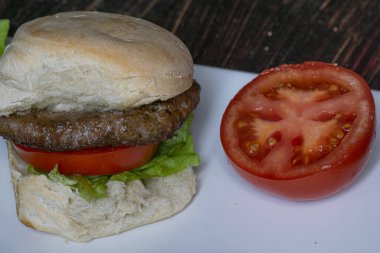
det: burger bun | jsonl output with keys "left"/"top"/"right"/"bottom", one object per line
{"left": 0, "top": 11, "right": 193, "bottom": 116}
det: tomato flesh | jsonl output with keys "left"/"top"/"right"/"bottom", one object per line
{"left": 13, "top": 143, "right": 158, "bottom": 176}
{"left": 221, "top": 62, "right": 376, "bottom": 200}
{"left": 237, "top": 87, "right": 356, "bottom": 169}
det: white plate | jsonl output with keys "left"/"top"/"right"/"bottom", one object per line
{"left": 0, "top": 65, "right": 379, "bottom": 253}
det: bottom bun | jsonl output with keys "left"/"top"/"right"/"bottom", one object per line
{"left": 7, "top": 142, "right": 196, "bottom": 242}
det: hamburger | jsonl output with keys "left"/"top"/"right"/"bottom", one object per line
{"left": 0, "top": 11, "right": 200, "bottom": 242}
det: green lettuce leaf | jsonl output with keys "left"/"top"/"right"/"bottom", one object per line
{"left": 71, "top": 175, "right": 109, "bottom": 202}
{"left": 27, "top": 165, "right": 43, "bottom": 175}
{"left": 111, "top": 113, "right": 200, "bottom": 182}
{"left": 28, "top": 164, "right": 108, "bottom": 202}
{"left": 0, "top": 19, "right": 9, "bottom": 56}
{"left": 27, "top": 114, "right": 200, "bottom": 202}
{"left": 47, "top": 165, "right": 77, "bottom": 186}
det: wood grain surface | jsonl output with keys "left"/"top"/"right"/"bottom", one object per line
{"left": 0, "top": 0, "right": 379, "bottom": 89}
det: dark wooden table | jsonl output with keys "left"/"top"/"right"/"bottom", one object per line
{"left": 1, "top": 0, "right": 379, "bottom": 90}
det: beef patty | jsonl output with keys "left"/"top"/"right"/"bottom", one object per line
{"left": 0, "top": 82, "right": 200, "bottom": 151}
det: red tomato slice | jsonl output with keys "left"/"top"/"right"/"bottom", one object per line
{"left": 13, "top": 143, "right": 158, "bottom": 176}
{"left": 220, "top": 62, "right": 376, "bottom": 200}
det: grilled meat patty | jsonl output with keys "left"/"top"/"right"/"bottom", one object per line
{"left": 0, "top": 82, "right": 200, "bottom": 151}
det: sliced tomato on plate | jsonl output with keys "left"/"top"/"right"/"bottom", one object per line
{"left": 13, "top": 143, "right": 158, "bottom": 176}
{"left": 220, "top": 62, "right": 376, "bottom": 200}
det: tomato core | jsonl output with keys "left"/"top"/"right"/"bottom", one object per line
{"left": 13, "top": 143, "right": 158, "bottom": 176}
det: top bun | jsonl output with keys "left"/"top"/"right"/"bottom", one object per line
{"left": 0, "top": 11, "right": 193, "bottom": 116}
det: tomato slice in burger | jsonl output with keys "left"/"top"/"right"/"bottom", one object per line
{"left": 220, "top": 62, "right": 376, "bottom": 200}
{"left": 13, "top": 144, "right": 158, "bottom": 176}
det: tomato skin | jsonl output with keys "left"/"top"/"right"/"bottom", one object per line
{"left": 13, "top": 143, "right": 158, "bottom": 176}
{"left": 221, "top": 62, "right": 376, "bottom": 200}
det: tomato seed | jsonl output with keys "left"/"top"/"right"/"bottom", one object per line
{"left": 292, "top": 154, "right": 311, "bottom": 165}
{"left": 329, "top": 84, "right": 338, "bottom": 91}
{"left": 342, "top": 123, "right": 351, "bottom": 131}
{"left": 330, "top": 137, "right": 338, "bottom": 146}
{"left": 268, "top": 137, "right": 277, "bottom": 146}
{"left": 247, "top": 142, "right": 259, "bottom": 154}
{"left": 319, "top": 144, "right": 332, "bottom": 153}
{"left": 237, "top": 121, "right": 248, "bottom": 128}
{"left": 335, "top": 113, "right": 342, "bottom": 120}
{"left": 292, "top": 156, "right": 301, "bottom": 165}
{"left": 336, "top": 131, "right": 345, "bottom": 139}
